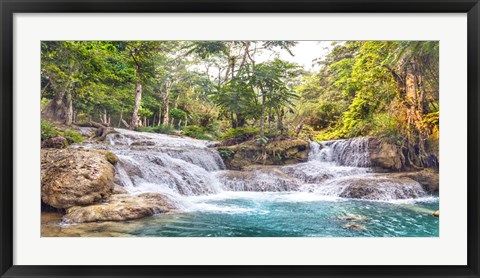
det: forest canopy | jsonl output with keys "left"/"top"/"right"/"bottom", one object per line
{"left": 41, "top": 40, "right": 439, "bottom": 168}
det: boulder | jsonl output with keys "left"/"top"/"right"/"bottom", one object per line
{"left": 41, "top": 148, "right": 115, "bottom": 209}
{"left": 332, "top": 175, "right": 427, "bottom": 200}
{"left": 219, "top": 138, "right": 309, "bottom": 170}
{"left": 392, "top": 169, "right": 439, "bottom": 192}
{"left": 113, "top": 184, "right": 128, "bottom": 194}
{"left": 41, "top": 136, "right": 68, "bottom": 149}
{"left": 367, "top": 138, "right": 405, "bottom": 171}
{"left": 62, "top": 193, "right": 175, "bottom": 223}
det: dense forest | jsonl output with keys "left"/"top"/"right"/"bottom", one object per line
{"left": 41, "top": 40, "right": 439, "bottom": 168}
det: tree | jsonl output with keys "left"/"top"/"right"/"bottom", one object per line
{"left": 245, "top": 59, "right": 300, "bottom": 138}
{"left": 125, "top": 41, "right": 168, "bottom": 128}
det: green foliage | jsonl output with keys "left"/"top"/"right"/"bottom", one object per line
{"left": 62, "top": 129, "right": 84, "bottom": 144}
{"left": 217, "top": 148, "right": 235, "bottom": 159}
{"left": 41, "top": 119, "right": 84, "bottom": 144}
{"left": 169, "top": 108, "right": 187, "bottom": 120}
{"left": 41, "top": 120, "right": 60, "bottom": 140}
{"left": 136, "top": 125, "right": 175, "bottom": 134}
{"left": 220, "top": 126, "right": 259, "bottom": 141}
{"left": 182, "top": 125, "right": 213, "bottom": 140}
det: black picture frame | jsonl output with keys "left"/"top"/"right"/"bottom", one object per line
{"left": 1, "top": 1, "right": 479, "bottom": 277}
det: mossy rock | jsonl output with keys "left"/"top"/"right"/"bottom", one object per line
{"left": 218, "top": 138, "right": 309, "bottom": 170}
{"left": 95, "top": 150, "right": 119, "bottom": 165}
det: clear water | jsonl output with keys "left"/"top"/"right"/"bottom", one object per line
{"left": 132, "top": 193, "right": 439, "bottom": 237}
{"left": 49, "top": 130, "right": 439, "bottom": 238}
{"left": 44, "top": 192, "right": 437, "bottom": 237}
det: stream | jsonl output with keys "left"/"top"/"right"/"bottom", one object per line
{"left": 42, "top": 129, "right": 439, "bottom": 237}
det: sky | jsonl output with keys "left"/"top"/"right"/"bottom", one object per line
{"left": 256, "top": 41, "right": 335, "bottom": 71}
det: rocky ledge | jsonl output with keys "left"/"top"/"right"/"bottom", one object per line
{"left": 218, "top": 138, "right": 309, "bottom": 170}
{"left": 63, "top": 193, "right": 175, "bottom": 223}
{"left": 41, "top": 147, "right": 174, "bottom": 223}
{"left": 41, "top": 148, "right": 117, "bottom": 209}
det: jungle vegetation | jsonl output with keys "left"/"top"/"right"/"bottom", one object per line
{"left": 41, "top": 40, "right": 439, "bottom": 168}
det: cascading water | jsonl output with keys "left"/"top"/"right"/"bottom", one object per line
{"left": 85, "top": 130, "right": 429, "bottom": 201}
{"left": 310, "top": 138, "right": 371, "bottom": 167}
{"left": 58, "top": 130, "right": 438, "bottom": 237}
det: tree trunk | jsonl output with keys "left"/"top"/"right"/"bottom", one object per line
{"left": 162, "top": 82, "right": 171, "bottom": 126}
{"left": 42, "top": 90, "right": 67, "bottom": 123}
{"left": 65, "top": 91, "right": 73, "bottom": 126}
{"left": 130, "top": 80, "right": 142, "bottom": 129}
{"left": 259, "top": 92, "right": 266, "bottom": 138}
{"left": 277, "top": 109, "right": 284, "bottom": 134}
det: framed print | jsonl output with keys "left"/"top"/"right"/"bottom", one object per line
{"left": 1, "top": 0, "right": 479, "bottom": 277}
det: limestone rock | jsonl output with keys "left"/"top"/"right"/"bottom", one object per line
{"left": 334, "top": 175, "right": 426, "bottom": 200}
{"left": 62, "top": 193, "right": 175, "bottom": 223}
{"left": 41, "top": 148, "right": 115, "bottom": 209}
{"left": 368, "top": 138, "right": 405, "bottom": 171}
{"left": 219, "top": 138, "right": 309, "bottom": 170}
{"left": 41, "top": 136, "right": 68, "bottom": 149}
{"left": 392, "top": 169, "right": 439, "bottom": 192}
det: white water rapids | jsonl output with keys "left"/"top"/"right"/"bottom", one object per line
{"left": 78, "top": 128, "right": 432, "bottom": 211}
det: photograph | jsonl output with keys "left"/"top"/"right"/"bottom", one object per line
{"left": 40, "top": 40, "right": 440, "bottom": 237}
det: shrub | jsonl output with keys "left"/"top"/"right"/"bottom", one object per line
{"left": 62, "top": 129, "right": 84, "bottom": 144}
{"left": 218, "top": 148, "right": 235, "bottom": 159}
{"left": 41, "top": 119, "right": 84, "bottom": 144}
{"left": 183, "top": 125, "right": 213, "bottom": 140}
{"left": 136, "top": 125, "right": 175, "bottom": 135}
{"left": 41, "top": 120, "right": 60, "bottom": 140}
{"left": 220, "top": 126, "right": 259, "bottom": 141}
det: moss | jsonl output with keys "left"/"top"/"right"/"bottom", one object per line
{"left": 62, "top": 129, "right": 84, "bottom": 144}
{"left": 96, "top": 150, "right": 119, "bottom": 165}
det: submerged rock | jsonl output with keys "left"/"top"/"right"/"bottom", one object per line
{"left": 432, "top": 210, "right": 440, "bottom": 217}
{"left": 337, "top": 215, "right": 369, "bottom": 221}
{"left": 344, "top": 223, "right": 367, "bottom": 231}
{"left": 41, "top": 148, "right": 115, "bottom": 209}
{"left": 63, "top": 193, "right": 175, "bottom": 223}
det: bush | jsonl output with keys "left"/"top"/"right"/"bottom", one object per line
{"left": 62, "top": 129, "right": 84, "bottom": 144}
{"left": 41, "top": 120, "right": 60, "bottom": 140}
{"left": 218, "top": 148, "right": 235, "bottom": 158}
{"left": 220, "top": 126, "right": 259, "bottom": 141}
{"left": 41, "top": 119, "right": 84, "bottom": 144}
{"left": 183, "top": 125, "right": 213, "bottom": 140}
{"left": 136, "top": 125, "right": 175, "bottom": 135}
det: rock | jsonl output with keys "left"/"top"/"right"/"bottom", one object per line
{"left": 95, "top": 150, "right": 119, "bottom": 165}
{"left": 344, "top": 223, "right": 367, "bottom": 231}
{"left": 113, "top": 184, "right": 128, "bottom": 194}
{"left": 432, "top": 210, "right": 440, "bottom": 217}
{"left": 62, "top": 193, "right": 175, "bottom": 223}
{"left": 41, "top": 148, "right": 115, "bottom": 209}
{"left": 337, "top": 215, "right": 369, "bottom": 221}
{"left": 333, "top": 175, "right": 427, "bottom": 200}
{"left": 216, "top": 167, "right": 301, "bottom": 191}
{"left": 392, "top": 169, "right": 439, "bottom": 192}
{"left": 41, "top": 136, "right": 68, "bottom": 149}
{"left": 219, "top": 138, "right": 309, "bottom": 170}
{"left": 368, "top": 138, "right": 405, "bottom": 171}
{"left": 131, "top": 140, "right": 156, "bottom": 146}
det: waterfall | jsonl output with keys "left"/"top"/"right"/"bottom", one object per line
{"left": 76, "top": 129, "right": 429, "bottom": 203}
{"left": 309, "top": 138, "right": 371, "bottom": 167}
